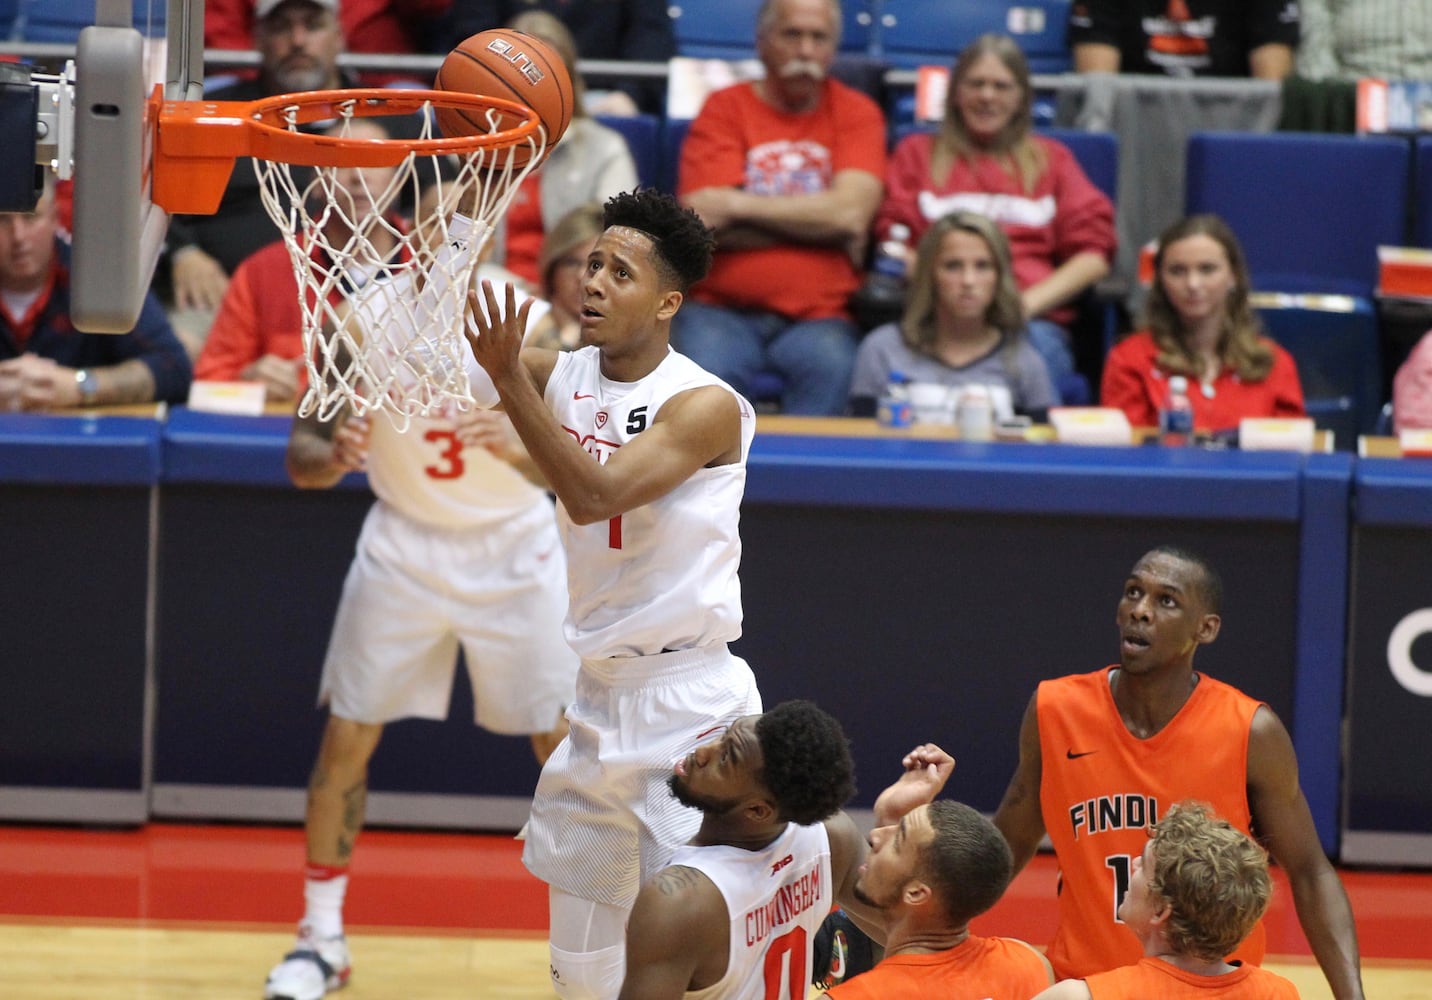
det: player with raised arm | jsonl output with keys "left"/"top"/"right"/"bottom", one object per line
{"left": 463, "top": 188, "right": 762, "bottom": 1000}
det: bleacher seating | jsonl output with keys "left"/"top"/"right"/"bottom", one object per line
{"left": 10, "top": 0, "right": 165, "bottom": 42}
{"left": 596, "top": 113, "right": 661, "bottom": 191}
{"left": 669, "top": 0, "right": 763, "bottom": 60}
{"left": 876, "top": 0, "right": 1073, "bottom": 73}
{"left": 1185, "top": 131, "right": 1411, "bottom": 439}
{"left": 1416, "top": 136, "right": 1432, "bottom": 250}
{"left": 1184, "top": 131, "right": 1409, "bottom": 299}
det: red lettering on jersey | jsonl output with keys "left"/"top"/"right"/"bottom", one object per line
{"left": 770, "top": 855, "right": 793, "bottom": 876}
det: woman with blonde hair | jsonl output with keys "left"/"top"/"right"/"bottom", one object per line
{"left": 1100, "top": 214, "right": 1305, "bottom": 430}
{"left": 849, "top": 210, "right": 1056, "bottom": 418}
{"left": 875, "top": 33, "right": 1116, "bottom": 399}
{"left": 487, "top": 10, "right": 638, "bottom": 287}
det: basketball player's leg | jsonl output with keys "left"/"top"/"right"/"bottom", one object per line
{"left": 455, "top": 500, "right": 577, "bottom": 768}
{"left": 547, "top": 887, "right": 629, "bottom": 1000}
{"left": 266, "top": 504, "right": 459, "bottom": 999}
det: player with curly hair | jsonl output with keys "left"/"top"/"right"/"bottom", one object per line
{"left": 1032, "top": 801, "right": 1301, "bottom": 999}
{"left": 621, "top": 700, "right": 957, "bottom": 1000}
{"left": 463, "top": 188, "right": 762, "bottom": 1000}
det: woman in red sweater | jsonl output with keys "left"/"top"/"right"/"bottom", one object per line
{"left": 876, "top": 34, "right": 1116, "bottom": 400}
{"left": 1101, "top": 215, "right": 1305, "bottom": 431}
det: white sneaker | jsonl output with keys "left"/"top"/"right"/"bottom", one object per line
{"left": 263, "top": 925, "right": 351, "bottom": 1000}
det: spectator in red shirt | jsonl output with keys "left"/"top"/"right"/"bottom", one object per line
{"left": 673, "top": 0, "right": 886, "bottom": 415}
{"left": 1100, "top": 214, "right": 1305, "bottom": 431}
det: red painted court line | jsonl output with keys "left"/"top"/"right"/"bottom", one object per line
{"left": 3, "top": 823, "right": 1431, "bottom": 960}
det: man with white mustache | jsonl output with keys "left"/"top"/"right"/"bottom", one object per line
{"left": 673, "top": 0, "right": 887, "bottom": 417}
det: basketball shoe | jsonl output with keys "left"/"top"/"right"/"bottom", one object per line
{"left": 263, "top": 924, "right": 351, "bottom": 1000}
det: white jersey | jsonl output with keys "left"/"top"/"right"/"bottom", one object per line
{"left": 543, "top": 346, "right": 755, "bottom": 659}
{"left": 364, "top": 407, "right": 547, "bottom": 529}
{"left": 668, "top": 823, "right": 833, "bottom": 1000}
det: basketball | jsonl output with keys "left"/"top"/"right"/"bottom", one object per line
{"left": 433, "top": 28, "right": 574, "bottom": 168}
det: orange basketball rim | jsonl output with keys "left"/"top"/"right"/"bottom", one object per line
{"left": 149, "top": 87, "right": 543, "bottom": 216}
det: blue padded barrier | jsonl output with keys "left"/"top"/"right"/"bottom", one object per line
{"left": 1416, "top": 136, "right": 1432, "bottom": 250}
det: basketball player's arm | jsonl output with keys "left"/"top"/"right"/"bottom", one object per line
{"left": 682, "top": 168, "right": 882, "bottom": 251}
{"left": 825, "top": 810, "right": 887, "bottom": 945}
{"left": 992, "top": 692, "right": 1048, "bottom": 874}
{"left": 872, "top": 743, "right": 955, "bottom": 827}
{"left": 620, "top": 866, "right": 727, "bottom": 1000}
{"left": 466, "top": 280, "right": 743, "bottom": 523}
{"left": 1247, "top": 706, "right": 1365, "bottom": 1000}
{"left": 286, "top": 403, "right": 370, "bottom": 490}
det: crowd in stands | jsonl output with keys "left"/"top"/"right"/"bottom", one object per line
{"left": 7, "top": 0, "right": 1432, "bottom": 439}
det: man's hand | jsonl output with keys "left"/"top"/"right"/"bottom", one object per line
{"left": 873, "top": 743, "right": 955, "bottom": 827}
{"left": 331, "top": 415, "right": 371, "bottom": 473}
{"left": 171, "top": 246, "right": 230, "bottom": 312}
{"left": 464, "top": 279, "right": 534, "bottom": 388}
{"left": 240, "top": 353, "right": 303, "bottom": 402}
{"left": 452, "top": 406, "right": 518, "bottom": 457}
{"left": 0, "top": 355, "right": 80, "bottom": 411}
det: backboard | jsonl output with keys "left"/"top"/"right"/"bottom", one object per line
{"left": 8, "top": 0, "right": 203, "bottom": 332}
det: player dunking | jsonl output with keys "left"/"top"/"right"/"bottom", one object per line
{"left": 263, "top": 238, "right": 577, "bottom": 1000}
{"left": 463, "top": 188, "right": 762, "bottom": 1000}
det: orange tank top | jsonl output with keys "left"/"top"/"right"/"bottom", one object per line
{"left": 1086, "top": 956, "right": 1300, "bottom": 998}
{"left": 1037, "top": 668, "right": 1265, "bottom": 979}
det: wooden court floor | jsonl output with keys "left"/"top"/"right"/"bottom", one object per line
{"left": 1, "top": 822, "right": 1430, "bottom": 999}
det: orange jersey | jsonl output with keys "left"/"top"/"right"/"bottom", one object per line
{"left": 1085, "top": 956, "right": 1300, "bottom": 998}
{"left": 825, "top": 935, "right": 1051, "bottom": 1000}
{"left": 1037, "top": 668, "right": 1265, "bottom": 979}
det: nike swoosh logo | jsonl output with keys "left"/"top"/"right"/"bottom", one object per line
{"left": 1066, "top": 749, "right": 1098, "bottom": 759}
{"left": 573, "top": 392, "right": 596, "bottom": 401}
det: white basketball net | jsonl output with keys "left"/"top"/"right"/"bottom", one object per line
{"left": 253, "top": 98, "right": 546, "bottom": 431}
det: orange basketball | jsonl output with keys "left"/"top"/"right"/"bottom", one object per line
{"left": 433, "top": 28, "right": 574, "bottom": 168}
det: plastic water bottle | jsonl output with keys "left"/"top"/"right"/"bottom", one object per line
{"left": 1158, "top": 374, "right": 1195, "bottom": 446}
{"left": 873, "top": 223, "right": 912, "bottom": 286}
{"left": 958, "top": 384, "right": 995, "bottom": 441}
{"left": 877, "top": 371, "right": 914, "bottom": 428}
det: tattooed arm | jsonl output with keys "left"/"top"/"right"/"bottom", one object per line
{"left": 620, "top": 865, "right": 728, "bottom": 1000}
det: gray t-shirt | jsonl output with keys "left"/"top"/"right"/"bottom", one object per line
{"left": 849, "top": 323, "right": 1058, "bottom": 414}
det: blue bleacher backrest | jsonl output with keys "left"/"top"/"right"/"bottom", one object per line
{"left": 1416, "top": 136, "right": 1432, "bottom": 249}
{"left": 1253, "top": 294, "right": 1384, "bottom": 444}
{"left": 596, "top": 114, "right": 661, "bottom": 191}
{"left": 12, "top": 0, "right": 166, "bottom": 41}
{"left": 669, "top": 0, "right": 761, "bottom": 60}
{"left": 877, "top": 0, "right": 1072, "bottom": 73}
{"left": 1037, "top": 126, "right": 1117, "bottom": 202}
{"left": 1185, "top": 131, "right": 1410, "bottom": 299}
{"left": 660, "top": 117, "right": 693, "bottom": 195}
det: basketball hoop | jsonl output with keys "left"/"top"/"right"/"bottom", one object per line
{"left": 151, "top": 88, "right": 550, "bottom": 429}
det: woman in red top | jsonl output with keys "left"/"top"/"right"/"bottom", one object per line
{"left": 1100, "top": 215, "right": 1305, "bottom": 432}
{"left": 876, "top": 34, "right": 1117, "bottom": 399}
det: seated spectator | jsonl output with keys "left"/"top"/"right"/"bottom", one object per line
{"left": 1068, "top": 0, "right": 1299, "bottom": 80}
{"left": 430, "top": 0, "right": 675, "bottom": 116}
{"left": 876, "top": 34, "right": 1115, "bottom": 402}
{"left": 1100, "top": 214, "right": 1305, "bottom": 431}
{"left": 1393, "top": 328, "right": 1432, "bottom": 432}
{"left": 823, "top": 800, "right": 1053, "bottom": 999}
{"left": 490, "top": 10, "right": 638, "bottom": 288}
{"left": 673, "top": 0, "right": 886, "bottom": 416}
{"left": 849, "top": 211, "right": 1057, "bottom": 419}
{"left": 1297, "top": 0, "right": 1432, "bottom": 82}
{"left": 204, "top": 0, "right": 446, "bottom": 88}
{"left": 193, "top": 119, "right": 410, "bottom": 402}
{"left": 530, "top": 202, "right": 604, "bottom": 352}
{"left": 0, "top": 174, "right": 192, "bottom": 409}
{"left": 1031, "top": 801, "right": 1301, "bottom": 1000}
{"left": 165, "top": 0, "right": 422, "bottom": 332}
